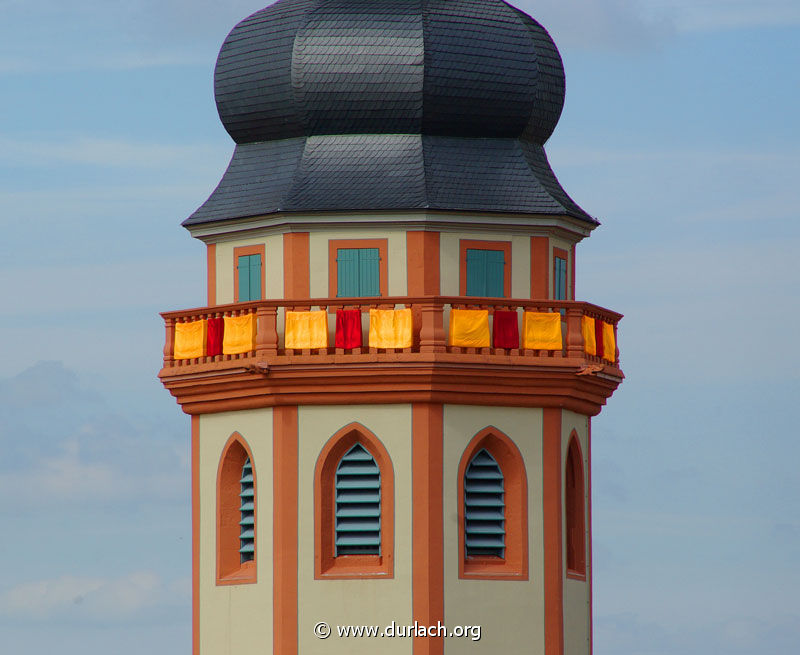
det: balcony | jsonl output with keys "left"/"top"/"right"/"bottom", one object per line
{"left": 159, "top": 296, "right": 623, "bottom": 415}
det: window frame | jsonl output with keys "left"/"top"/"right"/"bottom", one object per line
{"left": 459, "top": 239, "right": 512, "bottom": 298}
{"left": 553, "top": 247, "right": 569, "bottom": 301}
{"left": 565, "top": 432, "right": 587, "bottom": 579}
{"left": 216, "top": 432, "right": 257, "bottom": 585}
{"left": 328, "top": 239, "right": 388, "bottom": 299}
{"left": 314, "top": 422, "right": 394, "bottom": 579}
{"left": 458, "top": 427, "right": 528, "bottom": 580}
{"left": 233, "top": 244, "right": 265, "bottom": 302}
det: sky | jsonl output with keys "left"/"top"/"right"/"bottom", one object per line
{"left": 1, "top": 1, "right": 798, "bottom": 653}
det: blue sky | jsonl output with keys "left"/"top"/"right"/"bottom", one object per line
{"left": 1, "top": 1, "right": 798, "bottom": 653}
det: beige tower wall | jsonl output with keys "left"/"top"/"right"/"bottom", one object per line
{"left": 439, "top": 231, "right": 530, "bottom": 297}
{"left": 562, "top": 410, "right": 590, "bottom": 655}
{"left": 213, "top": 233, "right": 284, "bottom": 304}
{"left": 297, "top": 404, "right": 414, "bottom": 655}
{"left": 308, "top": 228, "right": 408, "bottom": 298}
{"left": 442, "top": 405, "right": 546, "bottom": 654}
{"left": 198, "top": 409, "right": 275, "bottom": 655}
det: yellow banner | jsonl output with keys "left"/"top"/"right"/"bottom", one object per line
{"left": 285, "top": 310, "right": 329, "bottom": 350}
{"left": 602, "top": 321, "right": 616, "bottom": 363}
{"left": 522, "top": 312, "right": 562, "bottom": 350}
{"left": 223, "top": 313, "right": 256, "bottom": 355}
{"left": 174, "top": 319, "right": 207, "bottom": 359}
{"left": 368, "top": 308, "right": 413, "bottom": 349}
{"left": 449, "top": 309, "right": 490, "bottom": 348}
{"left": 581, "top": 316, "right": 596, "bottom": 356}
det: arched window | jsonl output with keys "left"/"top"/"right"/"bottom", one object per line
{"left": 335, "top": 444, "right": 381, "bottom": 555}
{"left": 216, "top": 433, "right": 257, "bottom": 584}
{"left": 315, "top": 423, "right": 394, "bottom": 578}
{"left": 565, "top": 434, "right": 586, "bottom": 577}
{"left": 458, "top": 427, "right": 528, "bottom": 580}
{"left": 239, "top": 458, "right": 255, "bottom": 562}
{"left": 464, "top": 449, "right": 505, "bottom": 558}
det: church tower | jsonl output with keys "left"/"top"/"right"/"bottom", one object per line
{"left": 159, "top": 1, "right": 623, "bottom": 654}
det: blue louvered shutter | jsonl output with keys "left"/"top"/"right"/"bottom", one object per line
{"left": 335, "top": 444, "right": 381, "bottom": 555}
{"left": 238, "top": 255, "right": 261, "bottom": 301}
{"left": 466, "top": 249, "right": 505, "bottom": 297}
{"left": 464, "top": 449, "right": 505, "bottom": 558}
{"left": 239, "top": 457, "right": 255, "bottom": 562}
{"left": 554, "top": 256, "right": 567, "bottom": 300}
{"left": 357, "top": 248, "right": 380, "bottom": 296}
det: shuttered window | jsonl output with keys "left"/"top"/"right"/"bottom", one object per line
{"left": 237, "top": 254, "right": 262, "bottom": 301}
{"left": 464, "top": 449, "right": 505, "bottom": 558}
{"left": 239, "top": 457, "right": 255, "bottom": 563}
{"left": 337, "top": 248, "right": 380, "bottom": 297}
{"left": 335, "top": 444, "right": 381, "bottom": 555}
{"left": 466, "top": 249, "right": 505, "bottom": 297}
{"left": 554, "top": 255, "right": 567, "bottom": 300}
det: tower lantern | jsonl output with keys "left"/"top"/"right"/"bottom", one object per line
{"left": 159, "top": 1, "right": 623, "bottom": 654}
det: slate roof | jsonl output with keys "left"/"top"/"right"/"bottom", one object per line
{"left": 185, "top": 0, "right": 597, "bottom": 228}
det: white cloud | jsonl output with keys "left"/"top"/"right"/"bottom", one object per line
{"left": 0, "top": 571, "right": 182, "bottom": 620}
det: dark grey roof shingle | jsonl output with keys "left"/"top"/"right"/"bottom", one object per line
{"left": 187, "top": 0, "right": 597, "bottom": 228}
{"left": 184, "top": 135, "right": 596, "bottom": 225}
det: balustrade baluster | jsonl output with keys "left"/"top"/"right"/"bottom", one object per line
{"left": 256, "top": 306, "right": 278, "bottom": 357}
{"left": 566, "top": 306, "right": 583, "bottom": 359}
{"left": 419, "top": 302, "right": 445, "bottom": 353}
{"left": 163, "top": 317, "right": 175, "bottom": 367}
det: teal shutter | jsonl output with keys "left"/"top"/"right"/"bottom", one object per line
{"left": 337, "top": 248, "right": 359, "bottom": 297}
{"left": 249, "top": 255, "right": 261, "bottom": 300}
{"left": 239, "top": 458, "right": 255, "bottom": 563}
{"left": 238, "top": 254, "right": 262, "bottom": 301}
{"left": 466, "top": 249, "right": 505, "bottom": 297}
{"left": 554, "top": 257, "right": 567, "bottom": 300}
{"left": 335, "top": 444, "right": 381, "bottom": 555}
{"left": 238, "top": 255, "right": 250, "bottom": 301}
{"left": 485, "top": 250, "right": 505, "bottom": 297}
{"left": 337, "top": 248, "right": 380, "bottom": 297}
{"left": 358, "top": 248, "right": 380, "bottom": 296}
{"left": 464, "top": 449, "right": 505, "bottom": 558}
{"left": 466, "top": 249, "right": 487, "bottom": 296}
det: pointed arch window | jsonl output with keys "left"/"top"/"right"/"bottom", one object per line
{"left": 565, "top": 435, "right": 586, "bottom": 578}
{"left": 464, "top": 449, "right": 505, "bottom": 558}
{"left": 335, "top": 444, "right": 381, "bottom": 555}
{"left": 315, "top": 423, "right": 394, "bottom": 579}
{"left": 216, "top": 434, "right": 257, "bottom": 585}
{"left": 239, "top": 458, "right": 255, "bottom": 563}
{"left": 458, "top": 427, "right": 528, "bottom": 580}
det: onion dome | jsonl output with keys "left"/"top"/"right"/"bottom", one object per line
{"left": 185, "top": 0, "right": 596, "bottom": 227}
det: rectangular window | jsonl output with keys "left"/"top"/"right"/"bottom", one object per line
{"left": 459, "top": 240, "right": 511, "bottom": 297}
{"left": 233, "top": 245, "right": 265, "bottom": 302}
{"left": 553, "top": 248, "right": 568, "bottom": 300}
{"left": 328, "top": 239, "right": 388, "bottom": 298}
{"left": 337, "top": 248, "right": 380, "bottom": 297}
{"left": 466, "top": 249, "right": 505, "bottom": 296}
{"left": 238, "top": 255, "right": 262, "bottom": 301}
